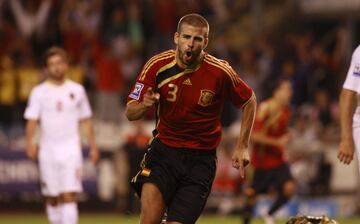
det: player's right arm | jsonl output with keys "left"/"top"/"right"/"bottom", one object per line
{"left": 25, "top": 119, "right": 38, "bottom": 161}
{"left": 23, "top": 87, "right": 41, "bottom": 161}
{"left": 126, "top": 87, "right": 160, "bottom": 121}
{"left": 125, "top": 51, "right": 173, "bottom": 121}
{"left": 338, "top": 88, "right": 356, "bottom": 165}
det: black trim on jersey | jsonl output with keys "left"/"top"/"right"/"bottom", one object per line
{"left": 156, "top": 64, "right": 184, "bottom": 86}
{"left": 152, "top": 128, "right": 159, "bottom": 138}
{"left": 152, "top": 102, "right": 160, "bottom": 138}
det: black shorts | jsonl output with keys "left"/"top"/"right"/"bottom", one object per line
{"left": 131, "top": 139, "right": 217, "bottom": 224}
{"left": 251, "top": 163, "right": 293, "bottom": 194}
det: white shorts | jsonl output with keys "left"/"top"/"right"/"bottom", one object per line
{"left": 38, "top": 153, "right": 83, "bottom": 196}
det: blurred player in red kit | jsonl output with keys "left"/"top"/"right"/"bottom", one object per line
{"left": 242, "top": 79, "right": 296, "bottom": 224}
{"left": 126, "top": 13, "right": 257, "bottom": 224}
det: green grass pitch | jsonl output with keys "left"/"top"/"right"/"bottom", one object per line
{"left": 0, "top": 213, "right": 359, "bottom": 224}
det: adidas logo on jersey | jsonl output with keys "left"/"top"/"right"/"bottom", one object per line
{"left": 182, "top": 78, "right": 192, "bottom": 85}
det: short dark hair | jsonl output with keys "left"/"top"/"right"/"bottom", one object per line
{"left": 177, "top": 13, "right": 209, "bottom": 38}
{"left": 44, "top": 46, "right": 68, "bottom": 65}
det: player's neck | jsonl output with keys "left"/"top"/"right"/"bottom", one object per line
{"left": 193, "top": 52, "right": 204, "bottom": 68}
{"left": 176, "top": 51, "right": 204, "bottom": 70}
{"left": 47, "top": 77, "right": 66, "bottom": 86}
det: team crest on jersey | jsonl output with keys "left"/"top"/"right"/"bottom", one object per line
{"left": 354, "top": 63, "right": 360, "bottom": 77}
{"left": 69, "top": 92, "right": 75, "bottom": 100}
{"left": 129, "top": 82, "right": 144, "bottom": 100}
{"left": 198, "top": 89, "right": 215, "bottom": 107}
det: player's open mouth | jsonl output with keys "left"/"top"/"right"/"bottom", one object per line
{"left": 185, "top": 51, "right": 192, "bottom": 61}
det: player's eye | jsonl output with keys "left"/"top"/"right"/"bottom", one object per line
{"left": 194, "top": 37, "right": 203, "bottom": 42}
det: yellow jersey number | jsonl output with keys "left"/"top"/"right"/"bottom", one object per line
{"left": 166, "top": 83, "right": 178, "bottom": 102}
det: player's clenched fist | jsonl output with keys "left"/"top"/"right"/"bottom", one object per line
{"left": 142, "top": 87, "right": 160, "bottom": 108}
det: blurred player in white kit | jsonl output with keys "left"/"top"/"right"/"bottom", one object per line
{"left": 338, "top": 45, "right": 360, "bottom": 172}
{"left": 24, "top": 46, "right": 99, "bottom": 224}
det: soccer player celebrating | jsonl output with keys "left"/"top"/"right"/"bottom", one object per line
{"left": 242, "top": 79, "right": 296, "bottom": 224}
{"left": 125, "top": 13, "right": 256, "bottom": 224}
{"left": 24, "top": 47, "right": 99, "bottom": 224}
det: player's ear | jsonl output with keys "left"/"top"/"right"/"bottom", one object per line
{"left": 174, "top": 32, "right": 179, "bottom": 45}
{"left": 203, "top": 37, "right": 208, "bottom": 49}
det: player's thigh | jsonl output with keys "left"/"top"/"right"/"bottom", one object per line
{"left": 45, "top": 196, "right": 60, "bottom": 206}
{"left": 140, "top": 183, "right": 166, "bottom": 223}
{"left": 141, "top": 182, "right": 165, "bottom": 208}
{"left": 60, "top": 192, "right": 77, "bottom": 203}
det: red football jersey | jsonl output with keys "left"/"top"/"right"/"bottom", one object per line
{"left": 127, "top": 50, "right": 253, "bottom": 150}
{"left": 250, "top": 100, "right": 291, "bottom": 169}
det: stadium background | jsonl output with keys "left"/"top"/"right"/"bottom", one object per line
{"left": 0, "top": 0, "right": 359, "bottom": 223}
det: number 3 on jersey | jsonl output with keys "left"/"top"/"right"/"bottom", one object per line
{"left": 166, "top": 83, "right": 178, "bottom": 102}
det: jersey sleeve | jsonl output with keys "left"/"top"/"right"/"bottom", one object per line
{"left": 24, "top": 88, "right": 40, "bottom": 120}
{"left": 343, "top": 46, "right": 360, "bottom": 94}
{"left": 78, "top": 87, "right": 92, "bottom": 119}
{"left": 225, "top": 65, "right": 253, "bottom": 108}
{"left": 127, "top": 54, "right": 163, "bottom": 104}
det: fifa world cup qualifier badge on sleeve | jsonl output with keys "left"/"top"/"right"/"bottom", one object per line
{"left": 353, "top": 63, "right": 360, "bottom": 77}
{"left": 129, "top": 82, "right": 144, "bottom": 100}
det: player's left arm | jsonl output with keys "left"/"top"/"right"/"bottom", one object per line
{"left": 80, "top": 118, "right": 99, "bottom": 165}
{"left": 222, "top": 62, "right": 257, "bottom": 177}
{"left": 338, "top": 47, "right": 360, "bottom": 164}
{"left": 338, "top": 88, "right": 357, "bottom": 165}
{"left": 78, "top": 86, "right": 99, "bottom": 164}
{"left": 232, "top": 92, "right": 257, "bottom": 177}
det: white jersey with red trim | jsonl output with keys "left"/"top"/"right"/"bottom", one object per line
{"left": 24, "top": 79, "right": 92, "bottom": 160}
{"left": 344, "top": 45, "right": 360, "bottom": 128}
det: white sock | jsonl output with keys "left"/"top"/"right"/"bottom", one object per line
{"left": 46, "top": 204, "right": 61, "bottom": 224}
{"left": 60, "top": 202, "right": 78, "bottom": 224}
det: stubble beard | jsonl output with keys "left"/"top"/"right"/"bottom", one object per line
{"left": 179, "top": 49, "right": 202, "bottom": 67}
{"left": 49, "top": 71, "right": 65, "bottom": 83}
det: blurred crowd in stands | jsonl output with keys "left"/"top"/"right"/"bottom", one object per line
{"left": 0, "top": 0, "right": 357, "bottom": 212}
